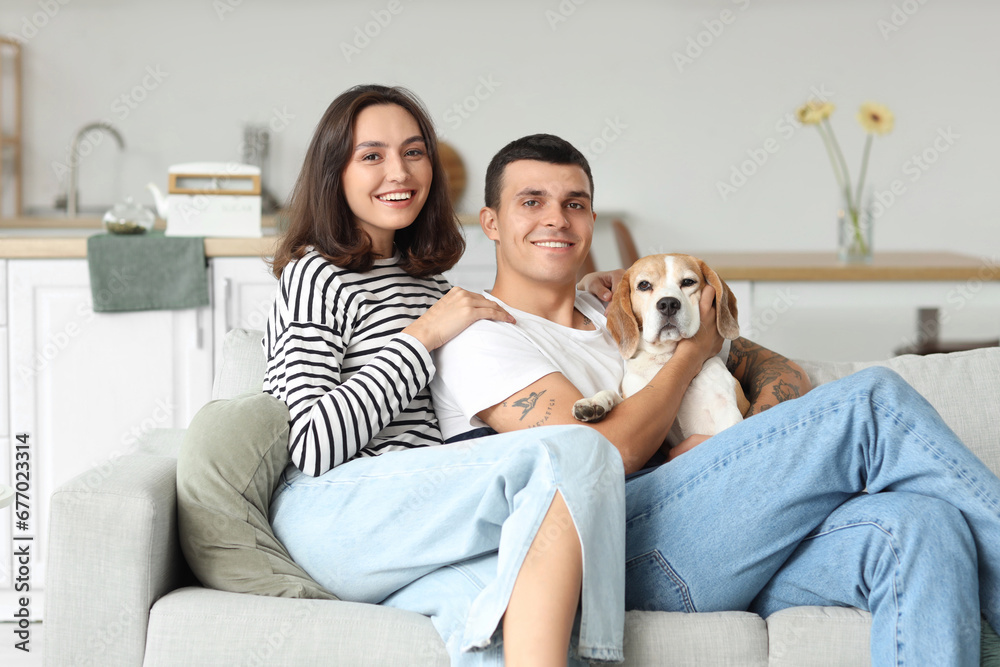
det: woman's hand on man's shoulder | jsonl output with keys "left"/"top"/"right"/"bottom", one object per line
{"left": 403, "top": 287, "right": 516, "bottom": 351}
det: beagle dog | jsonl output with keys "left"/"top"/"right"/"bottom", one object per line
{"left": 573, "top": 253, "right": 749, "bottom": 447}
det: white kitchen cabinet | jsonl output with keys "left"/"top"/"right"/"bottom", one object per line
{"left": 3, "top": 258, "right": 213, "bottom": 614}
{"left": 0, "top": 259, "right": 10, "bottom": 618}
{"left": 211, "top": 256, "right": 279, "bottom": 380}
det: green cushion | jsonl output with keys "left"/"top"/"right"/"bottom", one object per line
{"left": 176, "top": 391, "right": 336, "bottom": 599}
{"left": 985, "top": 618, "right": 1000, "bottom": 665}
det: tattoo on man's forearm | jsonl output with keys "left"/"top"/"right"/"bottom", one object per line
{"left": 513, "top": 390, "right": 547, "bottom": 421}
{"left": 728, "top": 337, "right": 806, "bottom": 408}
{"left": 750, "top": 368, "right": 782, "bottom": 400}
{"left": 772, "top": 379, "right": 802, "bottom": 403}
{"left": 726, "top": 337, "right": 755, "bottom": 377}
{"left": 526, "top": 399, "right": 556, "bottom": 428}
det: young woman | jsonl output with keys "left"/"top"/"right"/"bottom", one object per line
{"left": 264, "top": 84, "right": 626, "bottom": 666}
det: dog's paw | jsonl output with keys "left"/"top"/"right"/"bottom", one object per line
{"left": 573, "top": 399, "right": 608, "bottom": 423}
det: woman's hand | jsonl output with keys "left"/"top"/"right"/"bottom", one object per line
{"left": 677, "top": 284, "right": 725, "bottom": 363}
{"left": 403, "top": 287, "right": 515, "bottom": 351}
{"left": 577, "top": 269, "right": 625, "bottom": 303}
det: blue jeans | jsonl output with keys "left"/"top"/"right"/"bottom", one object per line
{"left": 625, "top": 366, "right": 993, "bottom": 666}
{"left": 269, "top": 425, "right": 625, "bottom": 666}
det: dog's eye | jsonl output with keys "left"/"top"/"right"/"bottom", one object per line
{"left": 681, "top": 278, "right": 697, "bottom": 287}
{"left": 637, "top": 280, "right": 652, "bottom": 291}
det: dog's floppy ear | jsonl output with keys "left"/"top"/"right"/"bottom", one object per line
{"left": 605, "top": 267, "right": 641, "bottom": 359}
{"left": 698, "top": 260, "right": 740, "bottom": 340}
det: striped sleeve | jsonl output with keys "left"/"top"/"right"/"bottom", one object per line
{"left": 263, "top": 255, "right": 438, "bottom": 477}
{"left": 278, "top": 327, "right": 433, "bottom": 476}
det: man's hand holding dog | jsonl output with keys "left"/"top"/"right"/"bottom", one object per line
{"left": 675, "top": 283, "right": 725, "bottom": 366}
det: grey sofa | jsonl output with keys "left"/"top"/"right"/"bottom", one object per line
{"left": 44, "top": 329, "right": 1000, "bottom": 666}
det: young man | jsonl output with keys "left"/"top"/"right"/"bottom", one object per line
{"left": 431, "top": 133, "right": 1000, "bottom": 665}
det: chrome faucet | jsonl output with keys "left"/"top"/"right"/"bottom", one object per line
{"left": 66, "top": 121, "right": 126, "bottom": 217}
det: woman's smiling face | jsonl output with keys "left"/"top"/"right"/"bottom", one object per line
{"left": 341, "top": 103, "right": 432, "bottom": 256}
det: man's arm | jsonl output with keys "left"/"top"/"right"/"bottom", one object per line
{"left": 726, "top": 337, "right": 811, "bottom": 415}
{"left": 476, "top": 287, "right": 723, "bottom": 475}
{"left": 478, "top": 348, "right": 708, "bottom": 475}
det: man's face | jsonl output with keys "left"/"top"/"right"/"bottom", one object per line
{"left": 481, "top": 159, "right": 595, "bottom": 287}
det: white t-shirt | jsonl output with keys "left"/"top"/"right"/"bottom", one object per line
{"left": 431, "top": 290, "right": 730, "bottom": 441}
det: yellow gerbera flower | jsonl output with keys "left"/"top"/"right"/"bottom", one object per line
{"left": 857, "top": 102, "right": 894, "bottom": 135}
{"left": 796, "top": 100, "right": 835, "bottom": 125}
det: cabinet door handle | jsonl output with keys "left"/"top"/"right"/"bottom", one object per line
{"left": 224, "top": 278, "right": 233, "bottom": 332}
{"left": 196, "top": 306, "right": 205, "bottom": 350}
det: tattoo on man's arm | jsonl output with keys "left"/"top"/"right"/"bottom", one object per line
{"left": 527, "top": 399, "right": 556, "bottom": 428}
{"left": 727, "top": 338, "right": 760, "bottom": 400}
{"left": 771, "top": 379, "right": 802, "bottom": 403}
{"left": 507, "top": 390, "right": 556, "bottom": 428}
{"left": 512, "top": 390, "right": 547, "bottom": 421}
{"left": 728, "top": 338, "right": 806, "bottom": 408}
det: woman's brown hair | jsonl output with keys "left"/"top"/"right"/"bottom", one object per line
{"left": 269, "top": 84, "right": 464, "bottom": 279}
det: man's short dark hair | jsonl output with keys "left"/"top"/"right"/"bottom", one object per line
{"left": 484, "top": 134, "right": 594, "bottom": 210}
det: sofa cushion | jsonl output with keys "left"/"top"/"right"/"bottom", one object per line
{"left": 986, "top": 620, "right": 1000, "bottom": 665}
{"left": 765, "top": 606, "right": 870, "bottom": 666}
{"left": 766, "top": 606, "right": 1000, "bottom": 666}
{"left": 213, "top": 328, "right": 268, "bottom": 400}
{"left": 797, "top": 348, "right": 1000, "bottom": 475}
{"left": 144, "top": 588, "right": 769, "bottom": 667}
{"left": 144, "top": 587, "right": 449, "bottom": 667}
{"left": 622, "top": 610, "right": 767, "bottom": 666}
{"left": 176, "top": 391, "right": 336, "bottom": 599}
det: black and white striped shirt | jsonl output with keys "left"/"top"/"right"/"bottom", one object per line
{"left": 262, "top": 250, "right": 450, "bottom": 477}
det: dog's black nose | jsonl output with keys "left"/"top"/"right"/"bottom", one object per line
{"left": 656, "top": 297, "right": 681, "bottom": 317}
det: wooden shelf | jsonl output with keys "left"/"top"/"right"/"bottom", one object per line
{"left": 693, "top": 251, "right": 1000, "bottom": 282}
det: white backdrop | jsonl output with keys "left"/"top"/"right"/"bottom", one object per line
{"left": 2, "top": 0, "right": 998, "bottom": 358}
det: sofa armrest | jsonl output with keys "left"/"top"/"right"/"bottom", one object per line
{"left": 45, "top": 452, "right": 190, "bottom": 667}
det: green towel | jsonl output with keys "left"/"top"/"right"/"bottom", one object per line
{"left": 985, "top": 617, "right": 1000, "bottom": 665}
{"left": 86, "top": 231, "right": 210, "bottom": 312}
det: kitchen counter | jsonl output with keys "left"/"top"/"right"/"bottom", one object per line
{"left": 0, "top": 213, "right": 483, "bottom": 259}
{"left": 0, "top": 228, "right": 280, "bottom": 258}
{"left": 0, "top": 214, "right": 282, "bottom": 258}
{"left": 0, "top": 213, "right": 286, "bottom": 230}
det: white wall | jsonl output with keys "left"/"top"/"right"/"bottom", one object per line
{"left": 2, "top": 0, "right": 998, "bottom": 359}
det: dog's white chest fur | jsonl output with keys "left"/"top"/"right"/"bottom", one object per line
{"left": 620, "top": 351, "right": 670, "bottom": 398}
{"left": 624, "top": 352, "right": 742, "bottom": 444}
{"left": 668, "top": 357, "right": 743, "bottom": 444}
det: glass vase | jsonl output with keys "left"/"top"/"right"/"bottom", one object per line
{"left": 837, "top": 189, "right": 873, "bottom": 264}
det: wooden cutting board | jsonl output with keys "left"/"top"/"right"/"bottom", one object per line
{"left": 438, "top": 141, "right": 467, "bottom": 207}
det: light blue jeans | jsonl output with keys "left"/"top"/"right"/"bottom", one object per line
{"left": 624, "top": 366, "right": 993, "bottom": 666}
{"left": 269, "top": 425, "right": 626, "bottom": 666}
